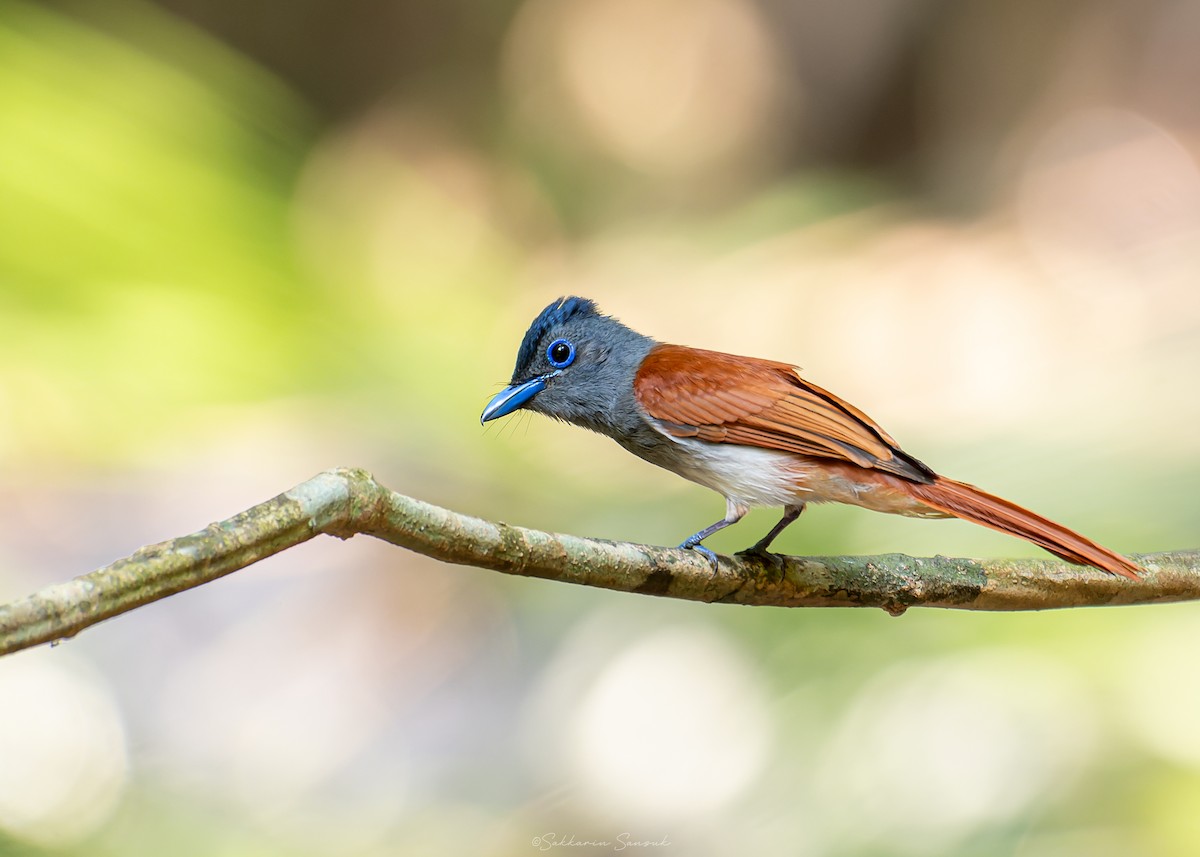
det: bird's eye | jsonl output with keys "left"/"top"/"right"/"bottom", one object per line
{"left": 546, "top": 338, "right": 575, "bottom": 369}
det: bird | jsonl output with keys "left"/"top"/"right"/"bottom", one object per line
{"left": 480, "top": 296, "right": 1141, "bottom": 579}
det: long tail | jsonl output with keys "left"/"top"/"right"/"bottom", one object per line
{"left": 905, "top": 476, "right": 1142, "bottom": 580}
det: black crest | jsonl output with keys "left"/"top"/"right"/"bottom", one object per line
{"left": 512, "top": 296, "right": 599, "bottom": 380}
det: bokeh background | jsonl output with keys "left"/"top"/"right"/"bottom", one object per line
{"left": 1, "top": 0, "right": 1198, "bottom": 854}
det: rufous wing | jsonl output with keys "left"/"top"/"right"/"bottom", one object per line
{"left": 633, "top": 344, "right": 933, "bottom": 483}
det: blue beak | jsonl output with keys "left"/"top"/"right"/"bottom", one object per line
{"left": 481, "top": 374, "right": 554, "bottom": 424}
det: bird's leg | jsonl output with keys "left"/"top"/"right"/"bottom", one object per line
{"left": 740, "top": 503, "right": 805, "bottom": 557}
{"left": 678, "top": 498, "right": 747, "bottom": 571}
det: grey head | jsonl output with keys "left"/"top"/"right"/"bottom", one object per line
{"left": 481, "top": 297, "right": 657, "bottom": 439}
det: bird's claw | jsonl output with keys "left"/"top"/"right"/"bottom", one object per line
{"left": 736, "top": 545, "right": 786, "bottom": 573}
{"left": 679, "top": 542, "right": 720, "bottom": 572}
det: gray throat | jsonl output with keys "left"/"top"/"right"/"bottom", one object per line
{"left": 567, "top": 333, "right": 680, "bottom": 465}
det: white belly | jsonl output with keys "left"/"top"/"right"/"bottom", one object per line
{"left": 649, "top": 435, "right": 808, "bottom": 508}
{"left": 638, "top": 429, "right": 945, "bottom": 518}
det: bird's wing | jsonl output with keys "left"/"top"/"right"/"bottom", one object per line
{"left": 634, "top": 344, "right": 934, "bottom": 483}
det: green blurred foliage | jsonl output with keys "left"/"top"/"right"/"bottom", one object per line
{"left": 0, "top": 0, "right": 339, "bottom": 463}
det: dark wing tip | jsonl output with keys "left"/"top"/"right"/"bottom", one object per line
{"left": 883, "top": 449, "right": 938, "bottom": 484}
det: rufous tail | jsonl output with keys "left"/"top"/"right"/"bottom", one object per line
{"left": 905, "top": 476, "right": 1142, "bottom": 580}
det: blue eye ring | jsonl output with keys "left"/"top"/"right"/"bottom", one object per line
{"left": 546, "top": 338, "right": 575, "bottom": 369}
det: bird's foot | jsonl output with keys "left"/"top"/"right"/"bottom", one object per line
{"left": 735, "top": 545, "right": 786, "bottom": 573}
{"left": 679, "top": 541, "right": 720, "bottom": 572}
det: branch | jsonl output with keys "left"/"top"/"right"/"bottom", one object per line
{"left": 1, "top": 467, "right": 1196, "bottom": 656}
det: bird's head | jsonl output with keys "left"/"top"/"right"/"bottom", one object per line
{"left": 481, "top": 296, "right": 654, "bottom": 432}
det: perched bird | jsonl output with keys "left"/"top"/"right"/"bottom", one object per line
{"left": 481, "top": 296, "right": 1141, "bottom": 579}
